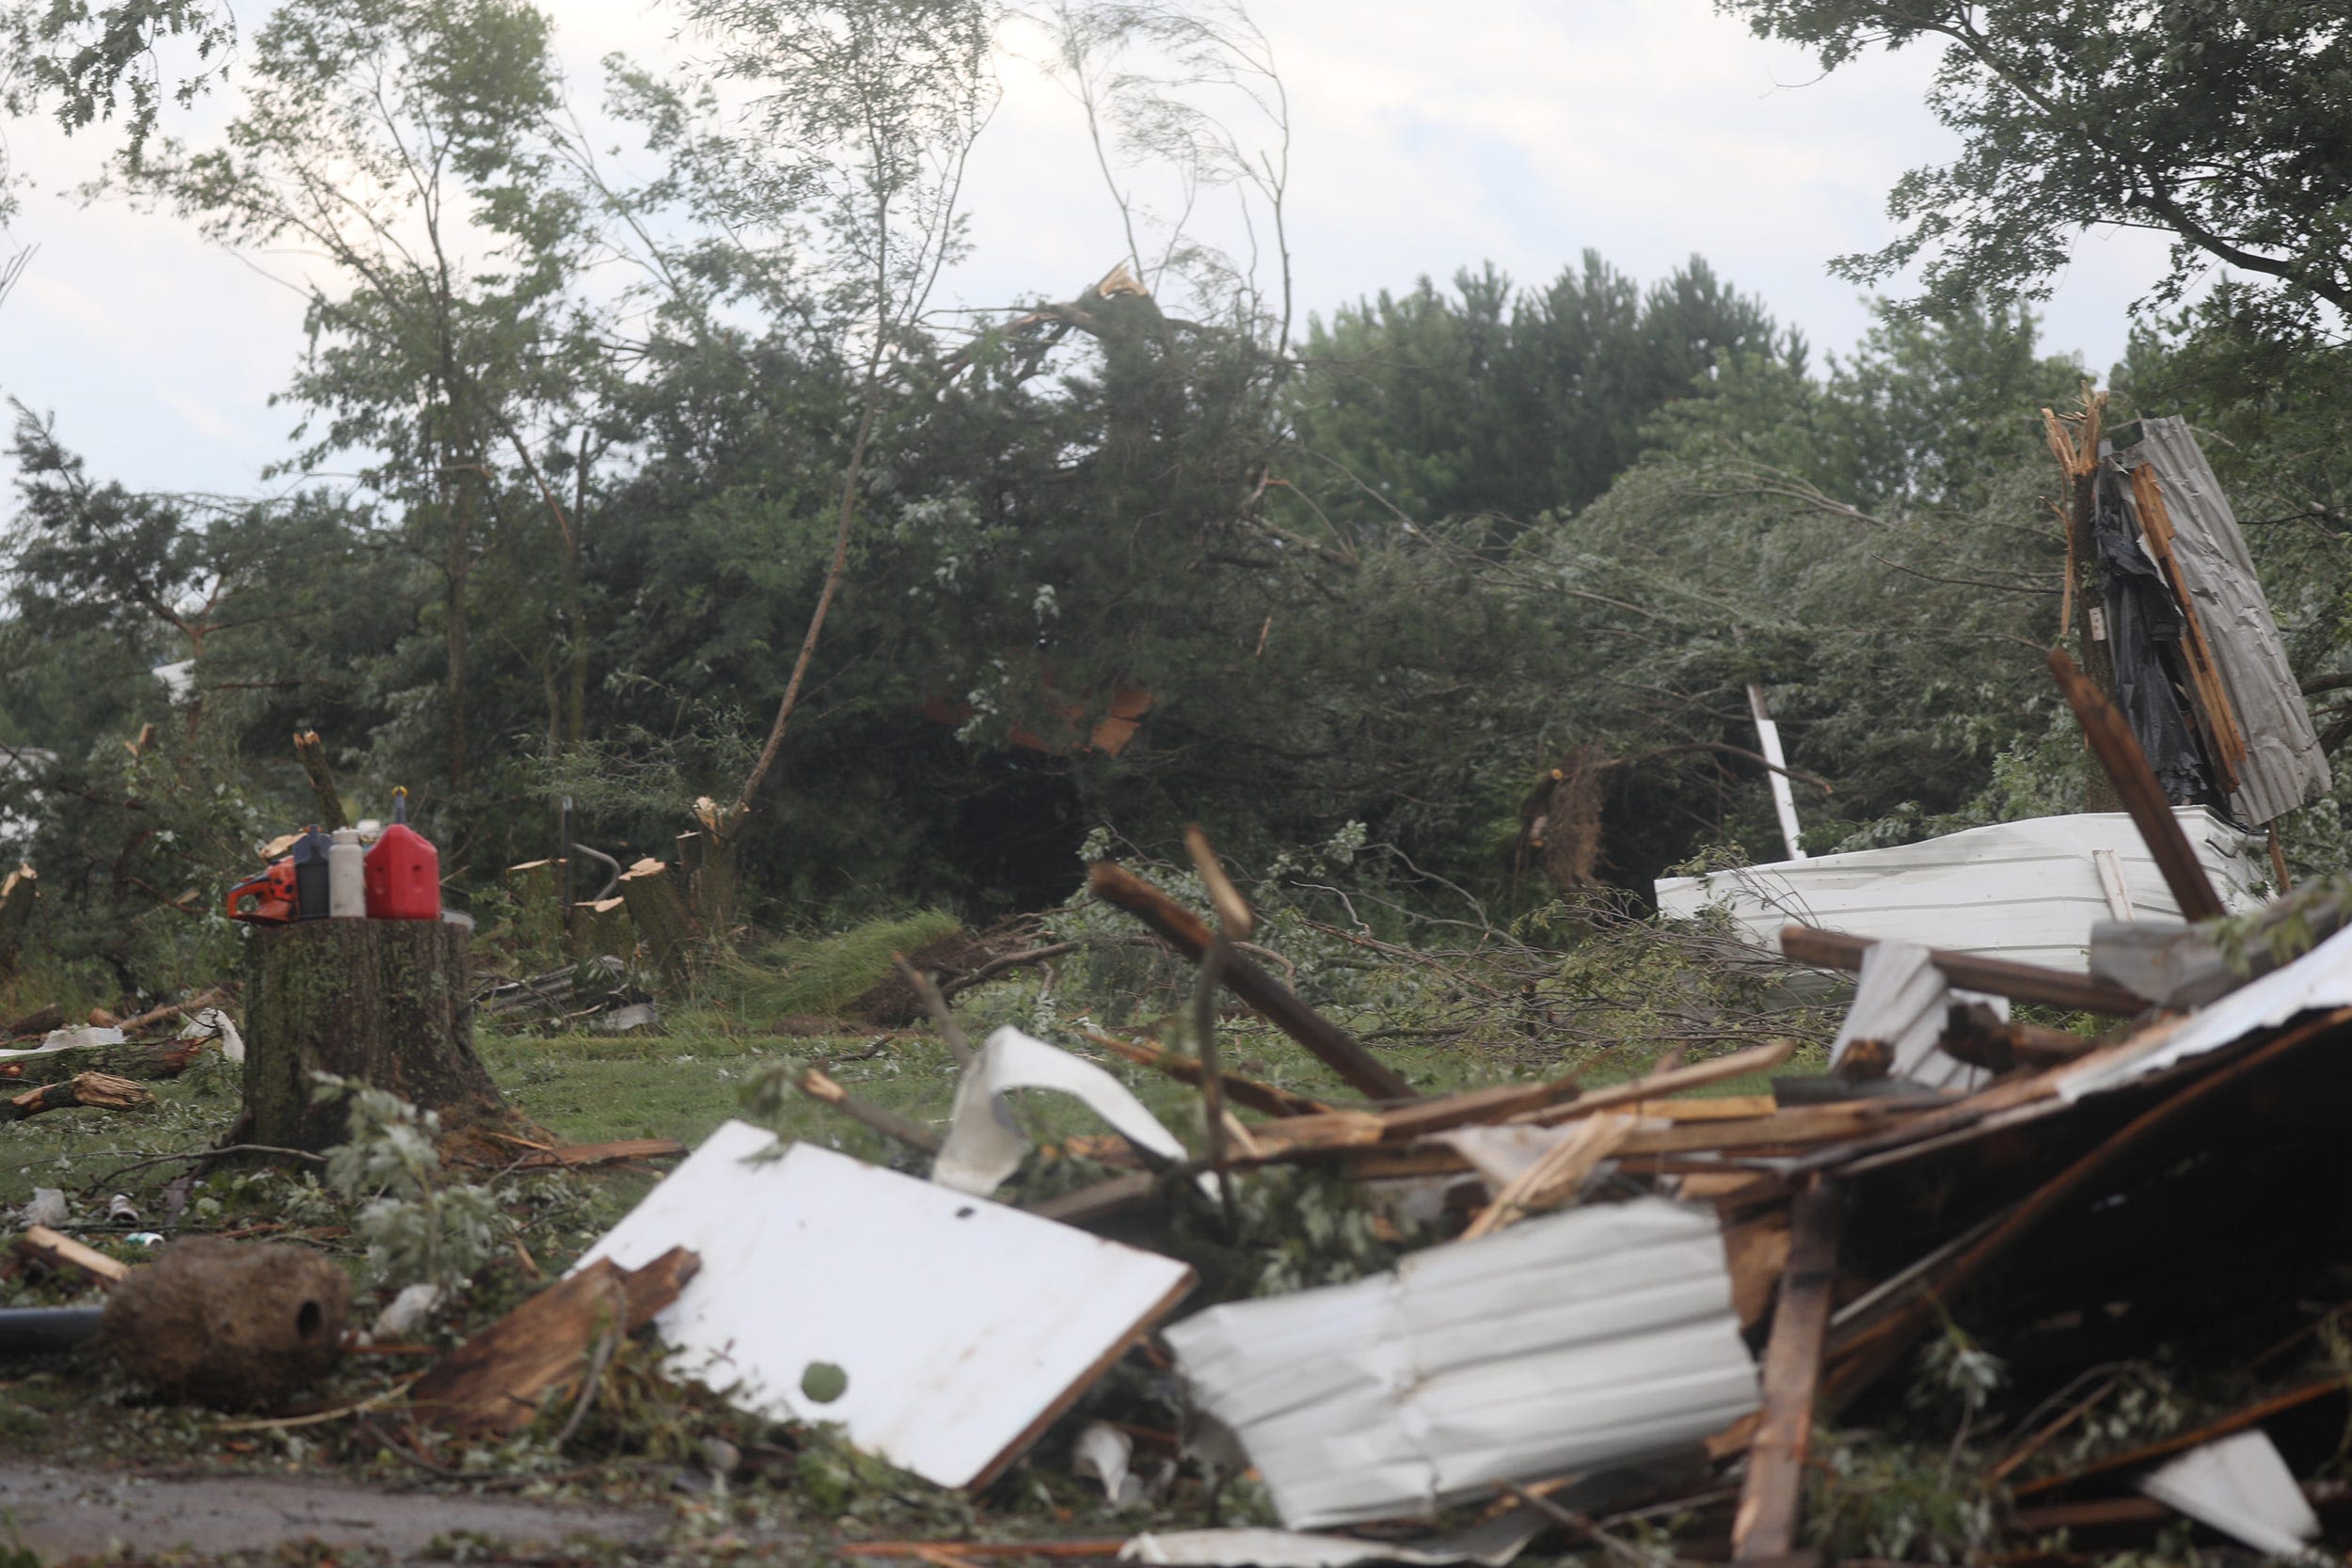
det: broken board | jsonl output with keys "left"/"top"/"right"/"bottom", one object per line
{"left": 574, "top": 1120, "right": 1195, "bottom": 1490}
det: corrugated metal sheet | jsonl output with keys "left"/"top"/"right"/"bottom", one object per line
{"left": 1654, "top": 809, "right": 2267, "bottom": 974}
{"left": 1828, "top": 939, "right": 2000, "bottom": 1093}
{"left": 2059, "top": 920, "right": 2352, "bottom": 1101}
{"left": 1163, "top": 1197, "right": 1757, "bottom": 1529}
{"left": 2122, "top": 419, "right": 2330, "bottom": 826}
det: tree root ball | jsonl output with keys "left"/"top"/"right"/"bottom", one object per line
{"left": 101, "top": 1239, "right": 350, "bottom": 1409}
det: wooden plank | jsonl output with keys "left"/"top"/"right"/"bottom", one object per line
{"left": 2046, "top": 646, "right": 2227, "bottom": 922}
{"left": 1821, "top": 1007, "right": 2352, "bottom": 1414}
{"left": 1780, "top": 923, "right": 2149, "bottom": 1016}
{"left": 2009, "top": 1378, "right": 2342, "bottom": 1499}
{"left": 17, "top": 1224, "right": 130, "bottom": 1285}
{"left": 1731, "top": 1178, "right": 1844, "bottom": 1561}
{"left": 2128, "top": 465, "right": 2247, "bottom": 790}
{"left": 1517, "top": 1039, "right": 1797, "bottom": 1125}
{"left": 506, "top": 1137, "right": 690, "bottom": 1170}
{"left": 1088, "top": 862, "right": 1416, "bottom": 1101}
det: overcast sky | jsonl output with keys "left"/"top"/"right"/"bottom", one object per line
{"left": 0, "top": 0, "right": 2179, "bottom": 500}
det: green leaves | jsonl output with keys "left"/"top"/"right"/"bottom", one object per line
{"left": 1721, "top": 0, "right": 2352, "bottom": 338}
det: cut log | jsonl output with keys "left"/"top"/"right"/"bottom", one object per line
{"left": 103, "top": 1238, "right": 350, "bottom": 1409}
{"left": 2, "top": 1002, "right": 65, "bottom": 1038}
{"left": 409, "top": 1245, "right": 700, "bottom": 1435}
{"left": 292, "top": 730, "right": 349, "bottom": 831}
{"left": 616, "top": 859, "right": 697, "bottom": 984}
{"left": 1, "top": 1070, "right": 153, "bottom": 1121}
{"left": 241, "top": 918, "right": 504, "bottom": 1154}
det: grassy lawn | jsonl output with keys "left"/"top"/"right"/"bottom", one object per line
{"left": 0, "top": 991, "right": 1815, "bottom": 1227}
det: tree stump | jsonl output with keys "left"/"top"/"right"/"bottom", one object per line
{"left": 241, "top": 920, "right": 504, "bottom": 1154}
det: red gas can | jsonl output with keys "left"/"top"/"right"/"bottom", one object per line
{"left": 364, "top": 788, "right": 441, "bottom": 920}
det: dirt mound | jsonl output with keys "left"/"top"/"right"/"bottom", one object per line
{"left": 844, "top": 928, "right": 997, "bottom": 1025}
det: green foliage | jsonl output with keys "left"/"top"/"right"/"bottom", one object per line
{"left": 314, "top": 1072, "right": 503, "bottom": 1291}
{"left": 1720, "top": 0, "right": 2352, "bottom": 342}
{"left": 723, "top": 909, "right": 961, "bottom": 1020}
{"left": 1291, "top": 252, "right": 1793, "bottom": 528}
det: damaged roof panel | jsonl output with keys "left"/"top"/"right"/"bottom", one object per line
{"left": 1164, "top": 1196, "right": 1757, "bottom": 1529}
{"left": 2121, "top": 418, "right": 2331, "bottom": 827}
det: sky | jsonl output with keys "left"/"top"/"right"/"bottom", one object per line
{"left": 0, "top": 0, "right": 2183, "bottom": 500}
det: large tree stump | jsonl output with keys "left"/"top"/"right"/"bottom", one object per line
{"left": 242, "top": 920, "right": 504, "bottom": 1153}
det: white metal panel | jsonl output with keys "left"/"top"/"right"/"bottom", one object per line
{"left": 1164, "top": 1197, "right": 1757, "bottom": 1529}
{"left": 575, "top": 1122, "right": 1196, "bottom": 1490}
{"left": 1655, "top": 810, "right": 2266, "bottom": 973}
{"left": 2125, "top": 420, "right": 2331, "bottom": 827}
{"left": 2059, "top": 920, "right": 2352, "bottom": 1101}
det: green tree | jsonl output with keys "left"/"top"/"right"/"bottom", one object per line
{"left": 123, "top": 0, "right": 596, "bottom": 863}
{"left": 1720, "top": 0, "right": 2352, "bottom": 341}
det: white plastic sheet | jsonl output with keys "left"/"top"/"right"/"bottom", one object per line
{"left": 932, "top": 1026, "right": 1189, "bottom": 1195}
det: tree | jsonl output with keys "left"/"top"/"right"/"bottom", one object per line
{"left": 124, "top": 0, "right": 596, "bottom": 863}
{"left": 1290, "top": 252, "right": 1792, "bottom": 531}
{"left": 628, "top": 0, "right": 995, "bottom": 863}
{"left": 1719, "top": 0, "right": 2352, "bottom": 341}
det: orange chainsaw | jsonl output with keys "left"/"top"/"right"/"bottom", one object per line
{"left": 225, "top": 859, "right": 299, "bottom": 924}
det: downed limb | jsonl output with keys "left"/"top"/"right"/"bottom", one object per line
{"left": 798, "top": 1066, "right": 943, "bottom": 1156}
{"left": 0, "top": 1034, "right": 212, "bottom": 1088}
{"left": 1087, "top": 861, "right": 1416, "bottom": 1101}
{"left": 2, "top": 1070, "right": 152, "bottom": 1120}
{"left": 1081, "top": 1028, "right": 1333, "bottom": 1117}
{"left": 17, "top": 1224, "right": 129, "bottom": 1285}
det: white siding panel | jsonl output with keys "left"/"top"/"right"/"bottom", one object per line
{"left": 1655, "top": 810, "right": 2266, "bottom": 973}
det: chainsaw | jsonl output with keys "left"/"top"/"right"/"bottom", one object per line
{"left": 225, "top": 859, "right": 299, "bottom": 924}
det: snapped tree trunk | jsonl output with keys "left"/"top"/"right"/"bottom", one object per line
{"left": 241, "top": 920, "right": 503, "bottom": 1153}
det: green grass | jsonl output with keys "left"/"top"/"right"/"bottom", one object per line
{"left": 717, "top": 909, "right": 961, "bottom": 1021}
{"left": 0, "top": 975, "right": 1823, "bottom": 1224}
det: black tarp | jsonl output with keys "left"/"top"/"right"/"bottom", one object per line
{"left": 2094, "top": 466, "right": 2214, "bottom": 804}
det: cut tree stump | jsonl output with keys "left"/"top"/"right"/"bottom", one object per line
{"left": 616, "top": 858, "right": 696, "bottom": 985}
{"left": 241, "top": 919, "right": 504, "bottom": 1154}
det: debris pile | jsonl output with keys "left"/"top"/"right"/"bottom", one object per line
{"left": 396, "top": 768, "right": 2352, "bottom": 1562}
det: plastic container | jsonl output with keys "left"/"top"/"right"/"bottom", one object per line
{"left": 290, "top": 826, "right": 333, "bottom": 921}
{"left": 327, "top": 826, "right": 366, "bottom": 917}
{"left": 363, "top": 788, "right": 441, "bottom": 920}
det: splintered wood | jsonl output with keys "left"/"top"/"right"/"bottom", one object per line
{"left": 409, "top": 1245, "right": 700, "bottom": 1435}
